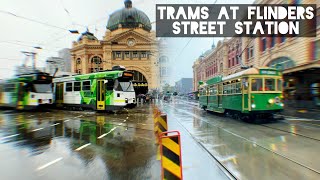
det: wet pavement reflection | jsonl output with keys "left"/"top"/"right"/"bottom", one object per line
{"left": 160, "top": 99, "right": 320, "bottom": 180}
{"left": 0, "top": 104, "right": 160, "bottom": 180}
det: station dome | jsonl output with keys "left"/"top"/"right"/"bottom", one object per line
{"left": 78, "top": 28, "right": 98, "bottom": 41}
{"left": 106, "top": 0, "right": 152, "bottom": 32}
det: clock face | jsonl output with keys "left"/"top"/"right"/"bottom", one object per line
{"left": 127, "top": 38, "right": 135, "bottom": 46}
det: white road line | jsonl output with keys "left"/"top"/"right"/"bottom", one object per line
{"left": 50, "top": 123, "right": 60, "bottom": 127}
{"left": 126, "top": 117, "right": 129, "bottom": 119}
{"left": 98, "top": 127, "right": 117, "bottom": 139}
{"left": 31, "top": 128, "right": 44, "bottom": 132}
{"left": 36, "top": 157, "right": 63, "bottom": 171}
{"left": 118, "top": 123, "right": 123, "bottom": 126}
{"left": 64, "top": 120, "right": 70, "bottom": 122}
{"left": 123, "top": 120, "right": 126, "bottom": 122}
{"left": 75, "top": 143, "right": 91, "bottom": 151}
{"left": 0, "top": 134, "right": 20, "bottom": 140}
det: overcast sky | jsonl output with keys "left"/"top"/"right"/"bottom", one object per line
{"left": 0, "top": 0, "right": 254, "bottom": 82}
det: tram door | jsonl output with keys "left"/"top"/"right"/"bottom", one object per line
{"left": 242, "top": 78, "right": 249, "bottom": 111}
{"left": 16, "top": 82, "right": 24, "bottom": 110}
{"left": 218, "top": 84, "right": 222, "bottom": 108}
{"left": 96, "top": 80, "right": 105, "bottom": 111}
{"left": 55, "top": 83, "right": 64, "bottom": 107}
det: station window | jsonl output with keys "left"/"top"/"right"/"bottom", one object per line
{"left": 141, "top": 52, "right": 146, "bottom": 58}
{"left": 74, "top": 82, "right": 81, "bottom": 91}
{"left": 265, "top": 79, "right": 275, "bottom": 91}
{"left": 82, "top": 81, "right": 91, "bottom": 91}
{"left": 66, "top": 82, "right": 73, "bottom": 92}
{"left": 76, "top": 58, "right": 81, "bottom": 64}
{"left": 116, "top": 52, "right": 121, "bottom": 58}
{"left": 261, "top": 38, "right": 267, "bottom": 52}
{"left": 251, "top": 78, "right": 262, "bottom": 91}
{"left": 247, "top": 46, "right": 254, "bottom": 59}
{"left": 125, "top": 51, "right": 130, "bottom": 58}
{"left": 133, "top": 51, "right": 138, "bottom": 58}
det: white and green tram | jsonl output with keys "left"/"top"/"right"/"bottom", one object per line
{"left": 0, "top": 72, "right": 53, "bottom": 110}
{"left": 53, "top": 67, "right": 136, "bottom": 111}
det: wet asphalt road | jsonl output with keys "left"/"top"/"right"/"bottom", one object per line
{"left": 0, "top": 104, "right": 160, "bottom": 180}
{"left": 1, "top": 100, "right": 320, "bottom": 180}
{"left": 159, "top": 99, "right": 320, "bottom": 180}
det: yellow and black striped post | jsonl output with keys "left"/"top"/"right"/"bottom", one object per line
{"left": 154, "top": 109, "right": 161, "bottom": 134}
{"left": 157, "top": 113, "right": 168, "bottom": 134}
{"left": 160, "top": 131, "right": 183, "bottom": 180}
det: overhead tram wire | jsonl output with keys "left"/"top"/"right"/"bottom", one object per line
{"left": 0, "top": 10, "right": 69, "bottom": 31}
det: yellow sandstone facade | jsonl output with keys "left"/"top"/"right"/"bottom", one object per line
{"left": 70, "top": 0, "right": 159, "bottom": 94}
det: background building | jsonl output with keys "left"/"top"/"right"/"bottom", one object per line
{"left": 175, "top": 78, "right": 193, "bottom": 95}
{"left": 58, "top": 48, "right": 71, "bottom": 72}
{"left": 45, "top": 48, "right": 71, "bottom": 76}
{"left": 70, "top": 0, "right": 159, "bottom": 95}
{"left": 193, "top": 0, "right": 320, "bottom": 109}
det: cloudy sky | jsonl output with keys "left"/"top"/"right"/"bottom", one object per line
{"left": 0, "top": 0, "right": 253, "bottom": 82}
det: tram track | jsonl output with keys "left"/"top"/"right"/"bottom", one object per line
{"left": 164, "top": 103, "right": 320, "bottom": 176}
{"left": 259, "top": 123, "right": 320, "bottom": 142}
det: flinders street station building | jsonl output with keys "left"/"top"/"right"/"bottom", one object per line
{"left": 70, "top": 0, "right": 161, "bottom": 95}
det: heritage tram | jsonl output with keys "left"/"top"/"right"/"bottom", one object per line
{"left": 199, "top": 67, "right": 284, "bottom": 122}
{"left": 53, "top": 66, "right": 136, "bottom": 111}
{"left": 0, "top": 72, "right": 53, "bottom": 110}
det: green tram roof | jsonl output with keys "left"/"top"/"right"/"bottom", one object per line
{"left": 205, "top": 67, "right": 280, "bottom": 85}
{"left": 206, "top": 76, "right": 223, "bottom": 85}
{"left": 53, "top": 70, "right": 125, "bottom": 82}
{"left": 1, "top": 72, "right": 51, "bottom": 83}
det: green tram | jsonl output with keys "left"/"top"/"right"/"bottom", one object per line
{"left": 0, "top": 72, "right": 53, "bottom": 110}
{"left": 199, "top": 67, "right": 284, "bottom": 121}
{"left": 53, "top": 67, "right": 136, "bottom": 111}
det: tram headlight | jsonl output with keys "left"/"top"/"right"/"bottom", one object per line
{"left": 268, "top": 99, "right": 274, "bottom": 104}
{"left": 280, "top": 103, "right": 284, "bottom": 107}
{"left": 251, "top": 104, "right": 256, "bottom": 108}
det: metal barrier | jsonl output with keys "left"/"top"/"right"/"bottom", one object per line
{"left": 152, "top": 106, "right": 183, "bottom": 180}
{"left": 160, "top": 131, "right": 183, "bottom": 180}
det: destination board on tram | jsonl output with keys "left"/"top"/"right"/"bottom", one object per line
{"left": 260, "top": 70, "right": 278, "bottom": 75}
{"left": 123, "top": 72, "right": 133, "bottom": 77}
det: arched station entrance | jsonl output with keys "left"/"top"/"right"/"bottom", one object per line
{"left": 129, "top": 70, "right": 148, "bottom": 95}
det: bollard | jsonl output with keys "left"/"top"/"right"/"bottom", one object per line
{"left": 154, "top": 112, "right": 167, "bottom": 136}
{"left": 157, "top": 113, "right": 168, "bottom": 134}
{"left": 160, "top": 131, "right": 183, "bottom": 180}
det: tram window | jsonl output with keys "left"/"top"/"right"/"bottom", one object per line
{"left": 277, "top": 79, "right": 283, "bottom": 91}
{"left": 265, "top": 79, "right": 275, "bottom": 91}
{"left": 4, "top": 84, "right": 15, "bottom": 92}
{"left": 106, "top": 79, "right": 115, "bottom": 91}
{"left": 114, "top": 79, "right": 122, "bottom": 91}
{"left": 232, "top": 84, "right": 236, "bottom": 94}
{"left": 82, "top": 81, "right": 91, "bottom": 91}
{"left": 66, "top": 83, "right": 73, "bottom": 92}
{"left": 236, "top": 83, "right": 241, "bottom": 93}
{"left": 74, "top": 82, "right": 81, "bottom": 91}
{"left": 242, "top": 78, "right": 248, "bottom": 90}
{"left": 251, "top": 79, "right": 262, "bottom": 91}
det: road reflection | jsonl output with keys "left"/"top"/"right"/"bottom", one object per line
{"left": 0, "top": 106, "right": 160, "bottom": 180}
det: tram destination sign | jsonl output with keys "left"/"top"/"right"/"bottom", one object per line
{"left": 260, "top": 70, "right": 278, "bottom": 75}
